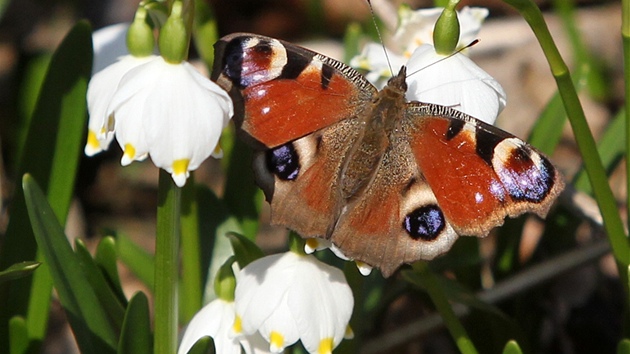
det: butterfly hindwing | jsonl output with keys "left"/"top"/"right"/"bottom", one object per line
{"left": 212, "top": 33, "right": 376, "bottom": 148}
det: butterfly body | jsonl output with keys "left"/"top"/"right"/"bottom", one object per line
{"left": 212, "top": 33, "right": 563, "bottom": 277}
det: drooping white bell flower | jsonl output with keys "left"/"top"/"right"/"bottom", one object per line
{"left": 178, "top": 258, "right": 273, "bottom": 354}
{"left": 106, "top": 56, "right": 233, "bottom": 186}
{"left": 405, "top": 44, "right": 506, "bottom": 124}
{"left": 233, "top": 252, "right": 354, "bottom": 354}
{"left": 350, "top": 6, "right": 504, "bottom": 124}
{"left": 178, "top": 299, "right": 272, "bottom": 354}
{"left": 85, "top": 1, "right": 234, "bottom": 187}
{"left": 392, "top": 6, "right": 488, "bottom": 57}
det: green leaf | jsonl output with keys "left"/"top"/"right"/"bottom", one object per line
{"left": 180, "top": 175, "right": 203, "bottom": 323}
{"left": 116, "top": 232, "right": 155, "bottom": 291}
{"left": 23, "top": 174, "right": 117, "bottom": 353}
{"left": 9, "top": 316, "right": 29, "bottom": 354}
{"left": 573, "top": 108, "right": 625, "bottom": 193}
{"left": 187, "top": 336, "right": 214, "bottom": 354}
{"left": 0, "top": 262, "right": 41, "bottom": 284}
{"left": 502, "top": 340, "right": 523, "bottom": 354}
{"left": 118, "top": 292, "right": 152, "bottom": 354}
{"left": 95, "top": 236, "right": 127, "bottom": 305}
{"left": 226, "top": 232, "right": 264, "bottom": 269}
{"left": 0, "top": 20, "right": 92, "bottom": 348}
{"left": 74, "top": 239, "right": 126, "bottom": 331}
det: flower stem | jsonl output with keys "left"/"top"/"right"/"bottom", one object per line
{"left": 154, "top": 170, "right": 181, "bottom": 354}
{"left": 503, "top": 0, "right": 629, "bottom": 295}
{"left": 413, "top": 262, "right": 478, "bottom": 354}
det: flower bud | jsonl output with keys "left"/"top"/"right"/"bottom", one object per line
{"left": 127, "top": 7, "right": 154, "bottom": 57}
{"left": 214, "top": 257, "right": 236, "bottom": 302}
{"left": 159, "top": 1, "right": 188, "bottom": 63}
{"left": 433, "top": 0, "right": 461, "bottom": 55}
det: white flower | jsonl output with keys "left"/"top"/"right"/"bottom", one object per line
{"left": 178, "top": 299, "right": 272, "bottom": 354}
{"left": 392, "top": 6, "right": 488, "bottom": 57}
{"left": 350, "top": 6, "right": 505, "bottom": 124}
{"left": 85, "top": 54, "right": 156, "bottom": 156}
{"left": 88, "top": 55, "right": 233, "bottom": 187}
{"left": 233, "top": 252, "right": 354, "bottom": 354}
{"left": 405, "top": 44, "right": 506, "bottom": 124}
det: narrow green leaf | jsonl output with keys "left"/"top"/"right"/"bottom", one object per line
{"left": 574, "top": 108, "right": 625, "bottom": 193}
{"left": 503, "top": 340, "right": 523, "bottom": 354}
{"left": 180, "top": 175, "right": 202, "bottom": 323}
{"left": 0, "top": 262, "right": 41, "bottom": 284}
{"left": 116, "top": 233, "right": 155, "bottom": 291}
{"left": 226, "top": 232, "right": 264, "bottom": 269}
{"left": 95, "top": 236, "right": 127, "bottom": 305}
{"left": 0, "top": 20, "right": 92, "bottom": 348}
{"left": 118, "top": 292, "right": 152, "bottom": 354}
{"left": 9, "top": 316, "right": 29, "bottom": 354}
{"left": 23, "top": 174, "right": 117, "bottom": 353}
{"left": 75, "top": 239, "right": 126, "bottom": 331}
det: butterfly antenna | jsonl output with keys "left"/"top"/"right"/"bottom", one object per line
{"left": 406, "top": 39, "right": 480, "bottom": 78}
{"left": 367, "top": 0, "right": 394, "bottom": 76}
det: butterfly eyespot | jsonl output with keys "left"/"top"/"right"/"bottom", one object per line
{"left": 402, "top": 205, "right": 445, "bottom": 241}
{"left": 266, "top": 143, "right": 300, "bottom": 181}
{"left": 493, "top": 140, "right": 556, "bottom": 203}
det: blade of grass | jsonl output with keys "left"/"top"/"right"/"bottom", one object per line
{"left": 116, "top": 233, "right": 155, "bottom": 291}
{"left": 411, "top": 262, "right": 479, "bottom": 354}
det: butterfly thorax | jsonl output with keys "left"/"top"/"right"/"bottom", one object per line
{"left": 339, "top": 67, "right": 409, "bottom": 201}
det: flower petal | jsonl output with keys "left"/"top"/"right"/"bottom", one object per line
{"left": 178, "top": 299, "right": 242, "bottom": 354}
{"left": 405, "top": 45, "right": 506, "bottom": 124}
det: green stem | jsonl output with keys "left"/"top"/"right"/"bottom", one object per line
{"left": 180, "top": 173, "right": 201, "bottom": 323}
{"left": 413, "top": 262, "right": 478, "bottom": 354}
{"left": 154, "top": 170, "right": 181, "bottom": 354}
{"left": 503, "top": 0, "right": 629, "bottom": 291}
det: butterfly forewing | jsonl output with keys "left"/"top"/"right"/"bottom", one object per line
{"left": 212, "top": 33, "right": 376, "bottom": 148}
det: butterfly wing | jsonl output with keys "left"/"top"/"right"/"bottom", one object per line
{"left": 212, "top": 33, "right": 376, "bottom": 148}
{"left": 405, "top": 103, "right": 564, "bottom": 237}
{"left": 253, "top": 118, "right": 363, "bottom": 237}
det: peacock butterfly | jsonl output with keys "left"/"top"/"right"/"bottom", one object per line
{"left": 211, "top": 33, "right": 564, "bottom": 277}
